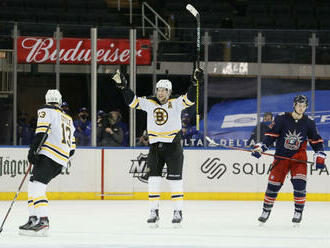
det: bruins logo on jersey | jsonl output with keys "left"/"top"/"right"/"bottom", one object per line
{"left": 153, "top": 108, "right": 168, "bottom": 125}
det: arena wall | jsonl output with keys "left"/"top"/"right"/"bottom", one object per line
{"left": 0, "top": 147, "right": 329, "bottom": 201}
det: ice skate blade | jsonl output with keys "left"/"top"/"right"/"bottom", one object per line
{"left": 293, "top": 222, "right": 301, "bottom": 228}
{"left": 19, "top": 228, "right": 49, "bottom": 237}
{"left": 148, "top": 222, "right": 159, "bottom": 229}
{"left": 172, "top": 222, "right": 182, "bottom": 228}
{"left": 258, "top": 221, "right": 266, "bottom": 227}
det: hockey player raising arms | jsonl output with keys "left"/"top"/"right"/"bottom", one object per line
{"left": 19, "top": 89, "right": 76, "bottom": 236}
{"left": 251, "top": 95, "right": 326, "bottom": 225}
{"left": 112, "top": 69, "right": 202, "bottom": 227}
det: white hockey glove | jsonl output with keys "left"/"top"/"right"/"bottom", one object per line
{"left": 112, "top": 69, "right": 127, "bottom": 90}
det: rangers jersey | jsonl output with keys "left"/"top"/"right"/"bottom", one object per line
{"left": 129, "top": 94, "right": 194, "bottom": 144}
{"left": 263, "top": 112, "right": 324, "bottom": 158}
{"left": 35, "top": 105, "right": 76, "bottom": 167}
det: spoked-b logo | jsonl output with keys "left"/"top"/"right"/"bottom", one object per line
{"left": 201, "top": 157, "right": 227, "bottom": 179}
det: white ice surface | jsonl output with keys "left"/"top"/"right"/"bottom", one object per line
{"left": 1, "top": 200, "right": 330, "bottom": 248}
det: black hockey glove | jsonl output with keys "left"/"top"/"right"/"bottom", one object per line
{"left": 69, "top": 150, "right": 75, "bottom": 158}
{"left": 27, "top": 132, "right": 48, "bottom": 165}
{"left": 28, "top": 148, "right": 39, "bottom": 165}
{"left": 191, "top": 67, "right": 203, "bottom": 87}
{"left": 111, "top": 69, "right": 128, "bottom": 90}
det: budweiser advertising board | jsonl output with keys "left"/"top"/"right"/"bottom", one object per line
{"left": 17, "top": 36, "right": 151, "bottom": 65}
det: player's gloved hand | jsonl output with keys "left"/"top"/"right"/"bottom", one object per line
{"left": 112, "top": 69, "right": 128, "bottom": 90}
{"left": 191, "top": 67, "right": 203, "bottom": 86}
{"left": 251, "top": 143, "right": 268, "bottom": 159}
{"left": 28, "top": 149, "right": 39, "bottom": 165}
{"left": 313, "top": 151, "right": 326, "bottom": 170}
{"left": 69, "top": 150, "right": 75, "bottom": 159}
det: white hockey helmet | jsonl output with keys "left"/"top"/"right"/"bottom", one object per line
{"left": 156, "top": 79, "right": 172, "bottom": 92}
{"left": 45, "top": 89, "right": 62, "bottom": 106}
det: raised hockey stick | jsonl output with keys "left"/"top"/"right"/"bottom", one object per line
{"left": 205, "top": 136, "right": 314, "bottom": 165}
{"left": 186, "top": 4, "right": 201, "bottom": 131}
{"left": 0, "top": 124, "right": 51, "bottom": 234}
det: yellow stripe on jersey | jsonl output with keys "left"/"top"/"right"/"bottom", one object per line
{"left": 148, "top": 129, "right": 179, "bottom": 139}
{"left": 37, "top": 122, "right": 50, "bottom": 126}
{"left": 44, "top": 141, "right": 69, "bottom": 156}
{"left": 148, "top": 129, "right": 180, "bottom": 136}
{"left": 36, "top": 122, "right": 51, "bottom": 134}
{"left": 147, "top": 99, "right": 158, "bottom": 105}
{"left": 55, "top": 109, "right": 72, "bottom": 119}
{"left": 35, "top": 127, "right": 48, "bottom": 133}
{"left": 41, "top": 147, "right": 68, "bottom": 162}
{"left": 129, "top": 97, "right": 139, "bottom": 108}
{"left": 149, "top": 135, "right": 174, "bottom": 140}
{"left": 183, "top": 94, "right": 194, "bottom": 105}
{"left": 182, "top": 94, "right": 194, "bottom": 107}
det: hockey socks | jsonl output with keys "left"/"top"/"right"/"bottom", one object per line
{"left": 28, "top": 180, "right": 49, "bottom": 218}
{"left": 148, "top": 176, "right": 161, "bottom": 211}
{"left": 169, "top": 179, "right": 183, "bottom": 211}
{"left": 291, "top": 178, "right": 306, "bottom": 213}
{"left": 169, "top": 179, "right": 183, "bottom": 225}
{"left": 259, "top": 181, "right": 282, "bottom": 223}
{"left": 263, "top": 181, "right": 282, "bottom": 212}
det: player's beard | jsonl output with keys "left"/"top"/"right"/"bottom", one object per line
{"left": 157, "top": 94, "right": 169, "bottom": 105}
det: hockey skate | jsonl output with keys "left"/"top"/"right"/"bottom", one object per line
{"left": 19, "top": 216, "right": 38, "bottom": 236}
{"left": 258, "top": 210, "right": 271, "bottom": 226}
{"left": 172, "top": 210, "right": 183, "bottom": 228}
{"left": 147, "top": 209, "right": 159, "bottom": 228}
{"left": 19, "top": 217, "right": 49, "bottom": 237}
{"left": 292, "top": 211, "right": 302, "bottom": 227}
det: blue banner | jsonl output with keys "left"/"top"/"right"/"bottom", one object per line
{"left": 192, "top": 91, "right": 330, "bottom": 149}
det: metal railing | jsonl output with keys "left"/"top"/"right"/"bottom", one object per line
{"left": 142, "top": 2, "right": 171, "bottom": 40}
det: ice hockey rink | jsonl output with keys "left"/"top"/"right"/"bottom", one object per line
{"left": 1, "top": 200, "right": 330, "bottom": 248}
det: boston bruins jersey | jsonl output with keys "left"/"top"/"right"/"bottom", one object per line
{"left": 35, "top": 105, "right": 76, "bottom": 167}
{"left": 129, "top": 94, "right": 194, "bottom": 144}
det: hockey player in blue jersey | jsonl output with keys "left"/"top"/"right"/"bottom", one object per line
{"left": 251, "top": 95, "right": 326, "bottom": 225}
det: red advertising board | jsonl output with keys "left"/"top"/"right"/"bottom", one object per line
{"left": 17, "top": 36, "right": 151, "bottom": 65}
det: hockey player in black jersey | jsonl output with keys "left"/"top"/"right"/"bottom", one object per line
{"left": 112, "top": 69, "right": 202, "bottom": 227}
{"left": 251, "top": 95, "right": 326, "bottom": 225}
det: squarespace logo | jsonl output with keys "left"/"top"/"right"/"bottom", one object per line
{"left": 201, "top": 157, "right": 329, "bottom": 179}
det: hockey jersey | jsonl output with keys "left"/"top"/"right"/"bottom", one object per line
{"left": 35, "top": 105, "right": 76, "bottom": 167}
{"left": 263, "top": 112, "right": 324, "bottom": 158}
{"left": 128, "top": 94, "right": 194, "bottom": 144}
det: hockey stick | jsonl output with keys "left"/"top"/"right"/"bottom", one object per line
{"left": 0, "top": 124, "right": 51, "bottom": 234}
{"left": 186, "top": 4, "right": 201, "bottom": 131}
{"left": 205, "top": 136, "right": 314, "bottom": 165}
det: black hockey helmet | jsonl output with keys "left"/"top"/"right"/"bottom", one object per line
{"left": 293, "top": 95, "right": 308, "bottom": 107}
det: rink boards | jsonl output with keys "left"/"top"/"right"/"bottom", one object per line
{"left": 0, "top": 147, "right": 329, "bottom": 201}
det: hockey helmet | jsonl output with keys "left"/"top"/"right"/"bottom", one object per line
{"left": 156, "top": 79, "right": 172, "bottom": 92}
{"left": 293, "top": 94, "right": 308, "bottom": 107}
{"left": 45, "top": 89, "right": 62, "bottom": 106}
